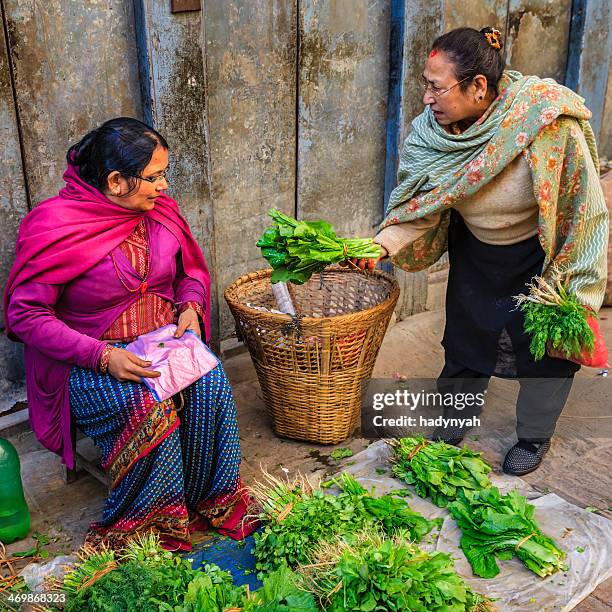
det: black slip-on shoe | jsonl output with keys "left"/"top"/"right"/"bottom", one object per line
{"left": 502, "top": 439, "right": 551, "bottom": 476}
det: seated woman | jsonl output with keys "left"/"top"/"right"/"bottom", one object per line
{"left": 4, "top": 117, "right": 257, "bottom": 551}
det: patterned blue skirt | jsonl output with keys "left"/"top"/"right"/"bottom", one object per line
{"left": 69, "top": 359, "right": 253, "bottom": 550}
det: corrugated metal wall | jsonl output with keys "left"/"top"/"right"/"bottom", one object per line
{"left": 0, "top": 0, "right": 610, "bottom": 389}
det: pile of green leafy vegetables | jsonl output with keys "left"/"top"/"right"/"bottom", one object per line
{"left": 390, "top": 437, "right": 568, "bottom": 580}
{"left": 390, "top": 437, "right": 492, "bottom": 507}
{"left": 183, "top": 563, "right": 317, "bottom": 612}
{"left": 252, "top": 471, "right": 440, "bottom": 576}
{"left": 449, "top": 487, "right": 568, "bottom": 579}
{"left": 301, "top": 531, "right": 492, "bottom": 612}
{"left": 62, "top": 533, "right": 315, "bottom": 611}
{"left": 256, "top": 208, "right": 383, "bottom": 284}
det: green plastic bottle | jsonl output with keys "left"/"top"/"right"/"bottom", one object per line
{"left": 0, "top": 438, "right": 30, "bottom": 544}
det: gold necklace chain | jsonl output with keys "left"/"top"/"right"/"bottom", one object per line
{"left": 110, "top": 224, "right": 151, "bottom": 294}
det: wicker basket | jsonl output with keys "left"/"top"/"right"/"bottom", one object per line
{"left": 224, "top": 267, "right": 399, "bottom": 444}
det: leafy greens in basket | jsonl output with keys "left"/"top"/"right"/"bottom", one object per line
{"left": 257, "top": 208, "right": 383, "bottom": 284}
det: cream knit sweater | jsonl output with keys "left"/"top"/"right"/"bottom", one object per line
{"left": 375, "top": 152, "right": 539, "bottom": 256}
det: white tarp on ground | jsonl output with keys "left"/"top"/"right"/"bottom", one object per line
{"left": 338, "top": 440, "right": 612, "bottom": 611}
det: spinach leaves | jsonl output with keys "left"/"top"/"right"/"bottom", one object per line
{"left": 391, "top": 438, "right": 567, "bottom": 579}
{"left": 257, "top": 209, "right": 383, "bottom": 284}
{"left": 391, "top": 437, "right": 492, "bottom": 507}
{"left": 449, "top": 488, "right": 568, "bottom": 579}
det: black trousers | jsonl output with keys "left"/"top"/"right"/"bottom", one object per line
{"left": 443, "top": 211, "right": 580, "bottom": 379}
{"left": 437, "top": 357, "right": 575, "bottom": 440}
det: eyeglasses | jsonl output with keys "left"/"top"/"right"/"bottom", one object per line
{"left": 127, "top": 168, "right": 169, "bottom": 184}
{"left": 420, "top": 76, "right": 471, "bottom": 98}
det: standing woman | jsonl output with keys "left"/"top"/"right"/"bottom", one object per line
{"left": 360, "top": 28, "right": 608, "bottom": 475}
{"left": 4, "top": 118, "right": 256, "bottom": 550}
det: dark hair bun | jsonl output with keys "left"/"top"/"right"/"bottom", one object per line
{"left": 431, "top": 27, "right": 506, "bottom": 95}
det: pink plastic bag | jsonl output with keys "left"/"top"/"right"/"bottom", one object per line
{"left": 126, "top": 324, "right": 219, "bottom": 401}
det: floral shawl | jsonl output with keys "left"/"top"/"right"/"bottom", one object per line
{"left": 382, "top": 71, "right": 608, "bottom": 311}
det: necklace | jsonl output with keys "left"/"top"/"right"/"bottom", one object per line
{"left": 111, "top": 222, "right": 151, "bottom": 294}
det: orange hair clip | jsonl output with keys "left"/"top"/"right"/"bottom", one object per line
{"left": 484, "top": 29, "right": 502, "bottom": 49}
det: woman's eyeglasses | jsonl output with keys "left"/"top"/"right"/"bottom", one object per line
{"left": 127, "top": 168, "right": 169, "bottom": 183}
{"left": 420, "top": 76, "right": 470, "bottom": 98}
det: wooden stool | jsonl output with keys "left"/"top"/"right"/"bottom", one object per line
{"left": 62, "top": 421, "right": 110, "bottom": 488}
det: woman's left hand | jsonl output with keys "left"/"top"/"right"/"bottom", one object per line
{"left": 175, "top": 307, "right": 201, "bottom": 338}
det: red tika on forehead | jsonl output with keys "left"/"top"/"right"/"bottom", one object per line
{"left": 429, "top": 49, "right": 438, "bottom": 57}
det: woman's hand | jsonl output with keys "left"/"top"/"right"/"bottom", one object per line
{"left": 350, "top": 245, "right": 388, "bottom": 271}
{"left": 108, "top": 348, "right": 161, "bottom": 383}
{"left": 175, "top": 307, "right": 201, "bottom": 338}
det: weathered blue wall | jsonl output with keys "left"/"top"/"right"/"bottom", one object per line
{"left": 566, "top": 0, "right": 612, "bottom": 145}
{"left": 0, "top": 12, "right": 27, "bottom": 394}
{"left": 0, "top": 0, "right": 142, "bottom": 403}
{"left": 2, "top": 0, "right": 142, "bottom": 205}
{"left": 297, "top": 0, "right": 390, "bottom": 239}
{"left": 134, "top": 1, "right": 218, "bottom": 338}
{"left": 203, "top": 0, "right": 298, "bottom": 339}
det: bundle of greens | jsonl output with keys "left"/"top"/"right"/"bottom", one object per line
{"left": 390, "top": 437, "right": 492, "bottom": 507}
{"left": 66, "top": 560, "right": 229, "bottom": 611}
{"left": 514, "top": 267, "right": 594, "bottom": 361}
{"left": 62, "top": 544, "right": 118, "bottom": 598}
{"left": 63, "top": 534, "right": 227, "bottom": 611}
{"left": 449, "top": 487, "right": 567, "bottom": 579}
{"left": 182, "top": 564, "right": 317, "bottom": 612}
{"left": 233, "top": 564, "right": 317, "bottom": 611}
{"left": 181, "top": 569, "right": 240, "bottom": 612}
{"left": 251, "top": 471, "right": 440, "bottom": 575}
{"left": 300, "top": 531, "right": 492, "bottom": 612}
{"left": 63, "top": 533, "right": 316, "bottom": 611}
{"left": 256, "top": 208, "right": 383, "bottom": 284}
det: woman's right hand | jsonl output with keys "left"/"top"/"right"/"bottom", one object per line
{"left": 107, "top": 347, "right": 161, "bottom": 383}
{"left": 351, "top": 245, "right": 389, "bottom": 271}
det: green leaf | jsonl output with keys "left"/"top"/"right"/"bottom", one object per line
{"left": 448, "top": 487, "right": 566, "bottom": 579}
{"left": 330, "top": 447, "right": 354, "bottom": 461}
{"left": 257, "top": 210, "right": 381, "bottom": 285}
{"left": 12, "top": 547, "right": 38, "bottom": 558}
{"left": 253, "top": 470, "right": 438, "bottom": 577}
